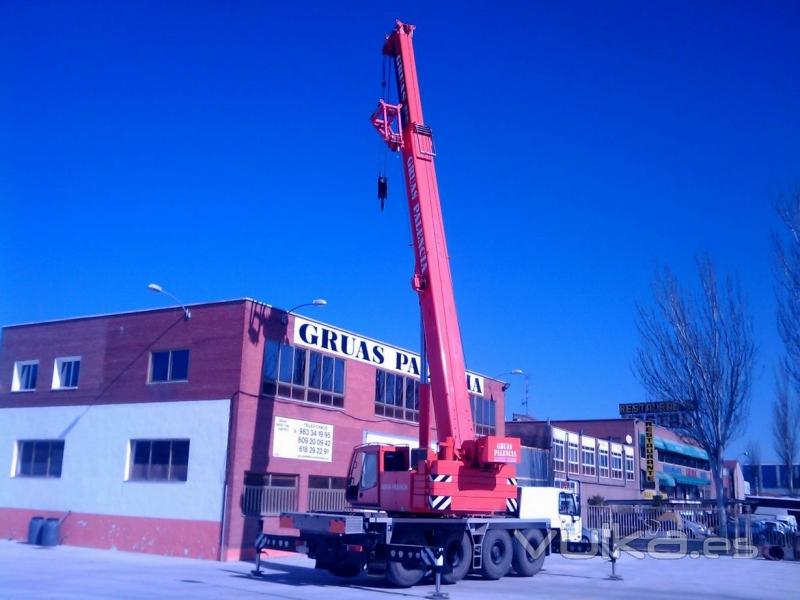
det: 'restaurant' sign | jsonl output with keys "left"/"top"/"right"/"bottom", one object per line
{"left": 272, "top": 416, "right": 333, "bottom": 462}
{"left": 293, "top": 316, "right": 485, "bottom": 396}
{"left": 645, "top": 420, "right": 655, "bottom": 483}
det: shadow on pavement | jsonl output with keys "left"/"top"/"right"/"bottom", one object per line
{"left": 222, "top": 561, "right": 441, "bottom": 596}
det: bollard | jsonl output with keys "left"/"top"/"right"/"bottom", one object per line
{"left": 606, "top": 527, "right": 623, "bottom": 581}
{"left": 426, "top": 547, "right": 449, "bottom": 600}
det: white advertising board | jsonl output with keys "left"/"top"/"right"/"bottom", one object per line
{"left": 272, "top": 416, "right": 333, "bottom": 462}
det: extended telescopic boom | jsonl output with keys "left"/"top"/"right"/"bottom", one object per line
{"left": 371, "top": 21, "right": 475, "bottom": 456}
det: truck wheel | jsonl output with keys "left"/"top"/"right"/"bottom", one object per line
{"left": 441, "top": 532, "right": 472, "bottom": 584}
{"left": 512, "top": 528, "right": 545, "bottom": 577}
{"left": 480, "top": 529, "right": 513, "bottom": 580}
{"left": 386, "top": 530, "right": 427, "bottom": 588}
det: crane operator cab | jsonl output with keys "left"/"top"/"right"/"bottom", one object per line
{"left": 345, "top": 443, "right": 417, "bottom": 509}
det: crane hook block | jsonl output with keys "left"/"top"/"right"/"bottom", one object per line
{"left": 378, "top": 175, "right": 388, "bottom": 211}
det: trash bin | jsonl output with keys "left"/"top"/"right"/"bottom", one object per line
{"left": 27, "top": 516, "right": 45, "bottom": 545}
{"left": 40, "top": 517, "right": 60, "bottom": 547}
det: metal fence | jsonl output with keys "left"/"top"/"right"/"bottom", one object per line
{"left": 241, "top": 484, "right": 299, "bottom": 517}
{"left": 308, "top": 488, "right": 349, "bottom": 512}
{"left": 586, "top": 505, "right": 721, "bottom": 538}
{"left": 586, "top": 503, "right": 798, "bottom": 560}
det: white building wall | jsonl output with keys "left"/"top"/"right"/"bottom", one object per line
{"left": 0, "top": 400, "right": 230, "bottom": 522}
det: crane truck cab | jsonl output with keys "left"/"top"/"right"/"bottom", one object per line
{"left": 518, "top": 487, "right": 583, "bottom": 551}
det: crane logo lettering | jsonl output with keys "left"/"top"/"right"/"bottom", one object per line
{"left": 407, "top": 156, "right": 428, "bottom": 275}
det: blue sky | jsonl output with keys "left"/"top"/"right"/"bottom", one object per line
{"left": 2, "top": 2, "right": 798, "bottom": 460}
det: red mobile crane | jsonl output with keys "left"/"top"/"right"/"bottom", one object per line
{"left": 255, "top": 21, "right": 551, "bottom": 587}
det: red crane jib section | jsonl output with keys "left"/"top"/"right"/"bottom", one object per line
{"left": 369, "top": 21, "right": 520, "bottom": 515}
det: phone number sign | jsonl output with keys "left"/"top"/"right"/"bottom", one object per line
{"left": 272, "top": 416, "right": 333, "bottom": 462}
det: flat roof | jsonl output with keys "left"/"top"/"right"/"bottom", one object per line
{"left": 2, "top": 297, "right": 501, "bottom": 382}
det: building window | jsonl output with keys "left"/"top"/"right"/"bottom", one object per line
{"left": 128, "top": 439, "right": 189, "bottom": 482}
{"left": 375, "top": 370, "right": 419, "bottom": 423}
{"left": 611, "top": 449, "right": 623, "bottom": 480}
{"left": 470, "top": 394, "right": 497, "bottom": 436}
{"left": 599, "top": 448, "right": 609, "bottom": 478}
{"left": 568, "top": 441, "right": 579, "bottom": 475}
{"left": 15, "top": 440, "right": 64, "bottom": 477}
{"left": 308, "top": 475, "right": 348, "bottom": 512}
{"left": 582, "top": 446, "right": 596, "bottom": 476}
{"left": 262, "top": 341, "right": 345, "bottom": 407}
{"left": 149, "top": 350, "right": 190, "bottom": 383}
{"left": 12, "top": 360, "right": 38, "bottom": 392}
{"left": 52, "top": 357, "right": 81, "bottom": 389}
{"left": 625, "top": 454, "right": 635, "bottom": 481}
{"left": 242, "top": 472, "right": 299, "bottom": 515}
{"left": 552, "top": 439, "right": 565, "bottom": 473}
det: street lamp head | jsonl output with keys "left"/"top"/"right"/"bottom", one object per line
{"left": 312, "top": 299, "right": 328, "bottom": 306}
{"left": 510, "top": 368, "right": 524, "bottom": 375}
{"left": 146, "top": 282, "right": 190, "bottom": 320}
{"left": 282, "top": 298, "right": 328, "bottom": 325}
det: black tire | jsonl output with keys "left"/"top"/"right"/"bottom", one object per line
{"left": 386, "top": 529, "right": 427, "bottom": 588}
{"left": 480, "top": 529, "right": 513, "bottom": 580}
{"left": 512, "top": 528, "right": 545, "bottom": 577}
{"left": 441, "top": 532, "right": 472, "bottom": 584}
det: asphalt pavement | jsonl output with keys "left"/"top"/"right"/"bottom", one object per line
{"left": 0, "top": 540, "right": 797, "bottom": 599}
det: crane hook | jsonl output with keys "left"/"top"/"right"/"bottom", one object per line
{"left": 377, "top": 174, "right": 388, "bottom": 211}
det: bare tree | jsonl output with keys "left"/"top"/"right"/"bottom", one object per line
{"left": 635, "top": 257, "right": 756, "bottom": 529}
{"left": 775, "top": 190, "right": 800, "bottom": 388}
{"left": 774, "top": 190, "right": 800, "bottom": 494}
{"left": 745, "top": 440, "right": 762, "bottom": 495}
{"left": 773, "top": 370, "right": 799, "bottom": 494}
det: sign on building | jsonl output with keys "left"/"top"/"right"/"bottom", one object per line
{"left": 645, "top": 420, "right": 655, "bottom": 483}
{"left": 293, "top": 316, "right": 485, "bottom": 395}
{"left": 272, "top": 416, "right": 333, "bottom": 462}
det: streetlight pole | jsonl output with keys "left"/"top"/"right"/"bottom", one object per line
{"left": 494, "top": 369, "right": 529, "bottom": 418}
{"left": 147, "top": 283, "right": 191, "bottom": 320}
{"left": 281, "top": 299, "right": 327, "bottom": 325}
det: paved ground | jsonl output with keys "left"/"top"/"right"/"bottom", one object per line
{"left": 0, "top": 540, "right": 797, "bottom": 599}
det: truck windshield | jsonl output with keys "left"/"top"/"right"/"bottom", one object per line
{"left": 559, "top": 492, "right": 577, "bottom": 516}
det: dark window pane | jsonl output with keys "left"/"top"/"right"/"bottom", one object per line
{"left": 333, "top": 395, "right": 343, "bottom": 408}
{"left": 375, "top": 371, "right": 385, "bottom": 403}
{"left": 151, "top": 352, "right": 170, "bottom": 382}
{"left": 488, "top": 400, "right": 496, "bottom": 426}
{"left": 171, "top": 442, "right": 189, "bottom": 482}
{"left": 170, "top": 350, "right": 189, "bottom": 381}
{"left": 50, "top": 442, "right": 64, "bottom": 477}
{"left": 414, "top": 382, "right": 420, "bottom": 410}
{"left": 405, "top": 378, "right": 415, "bottom": 409}
{"left": 308, "top": 352, "right": 321, "bottom": 389}
{"left": 386, "top": 374, "right": 395, "bottom": 406}
{"left": 279, "top": 344, "right": 294, "bottom": 383}
{"left": 262, "top": 381, "right": 276, "bottom": 396}
{"left": 28, "top": 363, "right": 38, "bottom": 388}
{"left": 394, "top": 376, "right": 404, "bottom": 407}
{"left": 270, "top": 474, "right": 297, "bottom": 488}
{"left": 19, "top": 442, "right": 33, "bottom": 475}
{"left": 263, "top": 340, "right": 279, "bottom": 382}
{"left": 334, "top": 359, "right": 344, "bottom": 394}
{"left": 309, "top": 475, "right": 328, "bottom": 489}
{"left": 321, "top": 356, "right": 333, "bottom": 391}
{"left": 32, "top": 442, "right": 48, "bottom": 476}
{"left": 150, "top": 441, "right": 171, "bottom": 480}
{"left": 293, "top": 348, "right": 306, "bottom": 386}
{"left": 70, "top": 361, "right": 80, "bottom": 387}
{"left": 307, "top": 390, "right": 320, "bottom": 404}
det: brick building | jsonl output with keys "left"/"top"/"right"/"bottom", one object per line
{"left": 0, "top": 299, "right": 504, "bottom": 561}
{"left": 507, "top": 418, "right": 713, "bottom": 511}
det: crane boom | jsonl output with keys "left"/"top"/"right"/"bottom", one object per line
{"left": 372, "top": 21, "right": 475, "bottom": 453}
